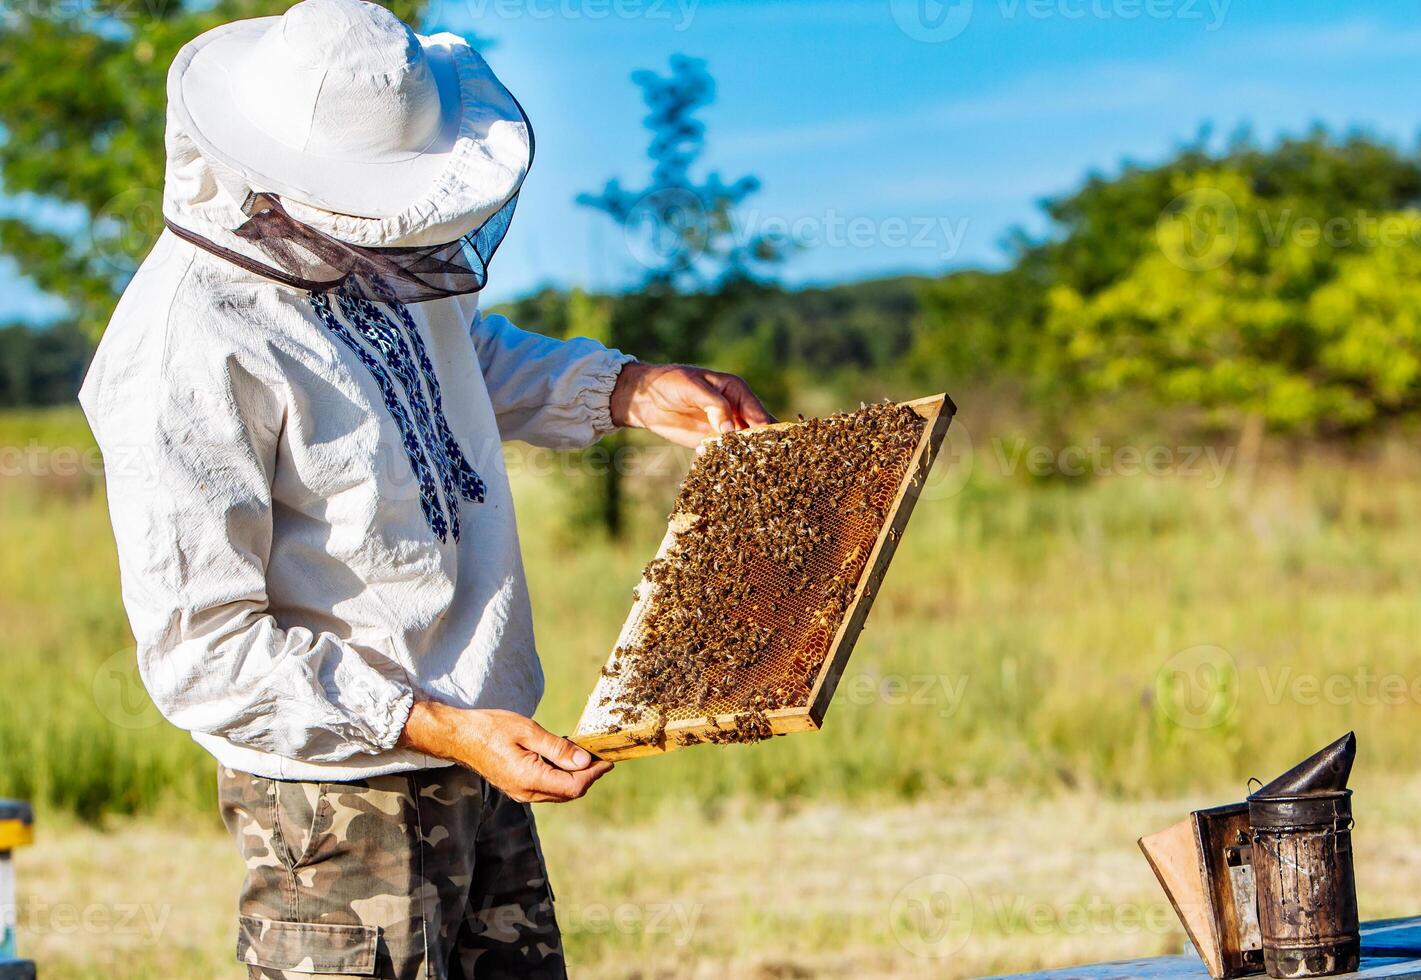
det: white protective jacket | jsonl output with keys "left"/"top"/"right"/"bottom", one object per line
{"left": 79, "top": 110, "right": 633, "bottom": 781}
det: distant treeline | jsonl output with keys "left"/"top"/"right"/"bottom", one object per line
{"left": 495, "top": 274, "right": 930, "bottom": 412}
{"left": 0, "top": 274, "right": 926, "bottom": 409}
{"left": 0, "top": 321, "right": 90, "bottom": 408}
{"left": 510, "top": 128, "right": 1421, "bottom": 439}
{"left": 11, "top": 130, "right": 1421, "bottom": 439}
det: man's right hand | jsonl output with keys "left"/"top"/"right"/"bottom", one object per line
{"left": 398, "top": 700, "right": 613, "bottom": 803}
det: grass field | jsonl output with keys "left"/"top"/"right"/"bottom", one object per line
{"left": 4, "top": 404, "right": 1421, "bottom": 976}
{"left": 19, "top": 776, "right": 1421, "bottom": 978}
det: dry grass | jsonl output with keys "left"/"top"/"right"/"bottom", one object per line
{"left": 6, "top": 406, "right": 1421, "bottom": 976}
{"left": 5, "top": 408, "right": 1421, "bottom": 820}
{"left": 17, "top": 773, "right": 1421, "bottom": 978}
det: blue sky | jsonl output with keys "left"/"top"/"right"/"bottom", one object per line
{"left": 7, "top": 0, "right": 1421, "bottom": 320}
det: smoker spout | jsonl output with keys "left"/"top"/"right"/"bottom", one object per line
{"left": 1254, "top": 731, "right": 1356, "bottom": 797}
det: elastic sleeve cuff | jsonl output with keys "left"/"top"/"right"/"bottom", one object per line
{"left": 586, "top": 351, "right": 638, "bottom": 437}
{"left": 370, "top": 685, "right": 416, "bottom": 753}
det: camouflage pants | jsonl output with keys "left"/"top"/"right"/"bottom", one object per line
{"left": 218, "top": 765, "right": 565, "bottom": 979}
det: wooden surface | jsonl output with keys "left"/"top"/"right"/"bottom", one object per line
{"left": 984, "top": 916, "right": 1421, "bottom": 980}
{"left": 805, "top": 393, "right": 954, "bottom": 727}
{"left": 1193, "top": 804, "right": 1262, "bottom": 978}
{"left": 570, "top": 393, "right": 955, "bottom": 761}
{"left": 1139, "top": 817, "right": 1222, "bottom": 977}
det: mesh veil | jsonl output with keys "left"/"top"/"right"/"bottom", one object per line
{"left": 166, "top": 190, "right": 518, "bottom": 303}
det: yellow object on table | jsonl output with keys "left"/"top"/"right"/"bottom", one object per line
{"left": 0, "top": 799, "right": 34, "bottom": 971}
{"left": 0, "top": 819, "right": 30, "bottom": 853}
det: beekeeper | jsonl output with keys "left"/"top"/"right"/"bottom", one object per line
{"left": 78, "top": 1, "right": 772, "bottom": 975}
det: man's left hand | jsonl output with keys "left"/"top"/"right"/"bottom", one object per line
{"left": 610, "top": 362, "right": 776, "bottom": 447}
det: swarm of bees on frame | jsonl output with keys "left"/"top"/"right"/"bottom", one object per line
{"left": 598, "top": 400, "right": 928, "bottom": 749}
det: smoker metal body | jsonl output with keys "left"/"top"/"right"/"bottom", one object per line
{"left": 1247, "top": 791, "right": 1360, "bottom": 978}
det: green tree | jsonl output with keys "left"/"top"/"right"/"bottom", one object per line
{"left": 577, "top": 55, "right": 782, "bottom": 297}
{"left": 1044, "top": 163, "right": 1421, "bottom": 433}
{"left": 1308, "top": 217, "right": 1421, "bottom": 421}
{"left": 1022, "top": 129, "right": 1421, "bottom": 296}
{"left": 572, "top": 55, "right": 786, "bottom": 536}
{"left": 999, "top": 131, "right": 1421, "bottom": 437}
{"left": 0, "top": 0, "right": 427, "bottom": 339}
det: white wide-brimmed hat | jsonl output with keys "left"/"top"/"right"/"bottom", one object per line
{"left": 168, "top": 0, "right": 532, "bottom": 242}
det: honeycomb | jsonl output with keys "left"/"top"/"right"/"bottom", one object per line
{"left": 576, "top": 398, "right": 940, "bottom": 749}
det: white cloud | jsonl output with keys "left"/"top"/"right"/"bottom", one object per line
{"left": 719, "top": 60, "right": 1228, "bottom": 159}
{"left": 1221, "top": 17, "right": 1421, "bottom": 61}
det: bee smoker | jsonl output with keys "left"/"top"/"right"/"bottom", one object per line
{"left": 0, "top": 799, "right": 35, "bottom": 980}
{"left": 1139, "top": 732, "right": 1360, "bottom": 980}
{"left": 1246, "top": 734, "right": 1360, "bottom": 980}
{"left": 1247, "top": 790, "right": 1359, "bottom": 977}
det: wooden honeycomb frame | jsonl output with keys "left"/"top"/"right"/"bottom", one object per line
{"left": 571, "top": 393, "right": 956, "bottom": 761}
